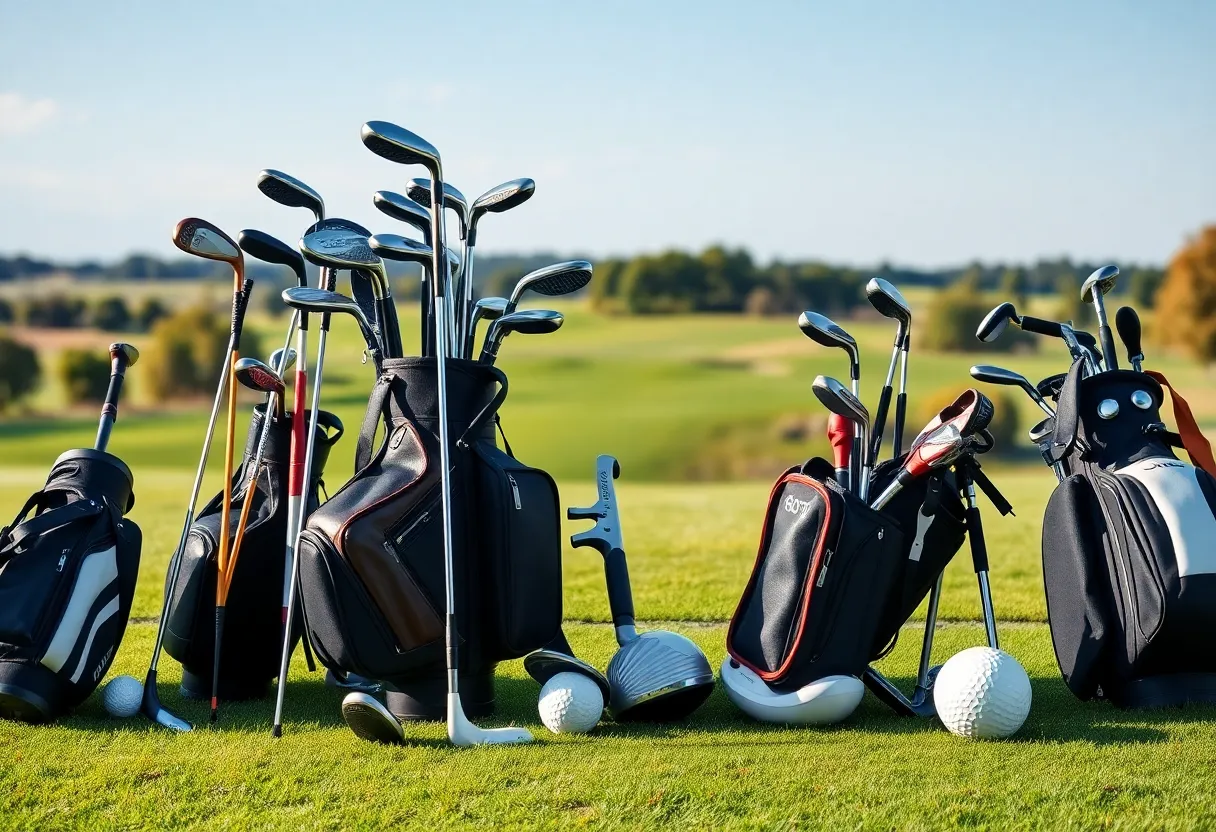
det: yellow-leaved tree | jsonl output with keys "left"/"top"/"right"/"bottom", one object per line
{"left": 1156, "top": 226, "right": 1216, "bottom": 361}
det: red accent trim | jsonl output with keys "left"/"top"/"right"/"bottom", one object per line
{"left": 726, "top": 471, "right": 834, "bottom": 684}
{"left": 1147, "top": 371, "right": 1216, "bottom": 477}
{"left": 288, "top": 370, "right": 307, "bottom": 497}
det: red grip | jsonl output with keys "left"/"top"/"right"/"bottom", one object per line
{"left": 288, "top": 370, "right": 307, "bottom": 497}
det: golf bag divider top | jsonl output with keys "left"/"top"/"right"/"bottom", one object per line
{"left": 727, "top": 460, "right": 906, "bottom": 689}
{"left": 163, "top": 405, "right": 342, "bottom": 700}
{"left": 0, "top": 449, "right": 141, "bottom": 723}
{"left": 1043, "top": 364, "right": 1216, "bottom": 707}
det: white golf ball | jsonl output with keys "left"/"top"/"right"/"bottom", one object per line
{"left": 102, "top": 674, "right": 143, "bottom": 718}
{"left": 538, "top": 672, "right": 603, "bottom": 734}
{"left": 934, "top": 647, "right": 1031, "bottom": 739}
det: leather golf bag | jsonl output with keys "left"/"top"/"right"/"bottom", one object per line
{"left": 296, "top": 357, "right": 562, "bottom": 721}
{"left": 1042, "top": 363, "right": 1216, "bottom": 707}
{"left": 0, "top": 449, "right": 141, "bottom": 723}
{"left": 161, "top": 405, "right": 343, "bottom": 700}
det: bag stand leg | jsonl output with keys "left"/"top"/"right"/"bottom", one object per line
{"left": 961, "top": 467, "right": 1000, "bottom": 650}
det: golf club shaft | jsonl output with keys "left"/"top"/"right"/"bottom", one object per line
{"left": 1095, "top": 307, "right": 1118, "bottom": 372}
{"left": 917, "top": 573, "right": 943, "bottom": 689}
{"left": 892, "top": 346, "right": 908, "bottom": 458}
{"left": 963, "top": 475, "right": 999, "bottom": 649}
{"left": 850, "top": 379, "right": 862, "bottom": 492}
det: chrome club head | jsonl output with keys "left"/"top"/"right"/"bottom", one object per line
{"left": 1081, "top": 265, "right": 1119, "bottom": 303}
{"left": 466, "top": 296, "right": 508, "bottom": 357}
{"left": 812, "top": 375, "right": 869, "bottom": 434}
{"left": 281, "top": 287, "right": 380, "bottom": 358}
{"left": 470, "top": 178, "right": 536, "bottom": 223}
{"left": 866, "top": 278, "right": 912, "bottom": 345}
{"left": 238, "top": 229, "right": 307, "bottom": 287}
{"left": 368, "top": 233, "right": 433, "bottom": 266}
{"left": 406, "top": 178, "right": 468, "bottom": 237}
{"left": 605, "top": 629, "right": 715, "bottom": 722}
{"left": 268, "top": 347, "right": 296, "bottom": 374}
{"left": 372, "top": 191, "right": 432, "bottom": 245}
{"left": 799, "top": 311, "right": 860, "bottom": 387}
{"left": 235, "top": 357, "right": 284, "bottom": 398}
{"left": 478, "top": 309, "right": 564, "bottom": 365}
{"left": 361, "top": 122, "right": 442, "bottom": 173}
{"left": 970, "top": 364, "right": 1055, "bottom": 416}
{"left": 172, "top": 218, "right": 242, "bottom": 269}
{"left": 976, "top": 302, "right": 1017, "bottom": 343}
{"left": 256, "top": 169, "right": 325, "bottom": 222}
{"left": 505, "top": 261, "right": 593, "bottom": 314}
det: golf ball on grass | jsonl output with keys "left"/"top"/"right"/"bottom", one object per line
{"left": 538, "top": 672, "right": 603, "bottom": 734}
{"left": 102, "top": 674, "right": 143, "bottom": 718}
{"left": 934, "top": 647, "right": 1031, "bottom": 739}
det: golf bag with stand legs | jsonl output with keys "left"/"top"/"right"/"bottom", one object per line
{"left": 161, "top": 405, "right": 343, "bottom": 701}
{"left": 0, "top": 450, "right": 141, "bottom": 723}
{"left": 295, "top": 357, "right": 562, "bottom": 721}
{"left": 1043, "top": 362, "right": 1216, "bottom": 707}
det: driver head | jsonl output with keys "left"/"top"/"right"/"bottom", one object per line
{"left": 360, "top": 121, "right": 442, "bottom": 175}
{"left": 1081, "top": 264, "right": 1119, "bottom": 303}
{"left": 299, "top": 228, "right": 387, "bottom": 286}
{"left": 507, "top": 261, "right": 593, "bottom": 311}
{"left": 865, "top": 278, "right": 912, "bottom": 343}
{"left": 256, "top": 169, "right": 324, "bottom": 221}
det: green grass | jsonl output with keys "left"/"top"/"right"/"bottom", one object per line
{"left": 4, "top": 303, "right": 1216, "bottom": 829}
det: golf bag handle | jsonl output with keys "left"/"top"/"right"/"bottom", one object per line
{"left": 457, "top": 365, "right": 508, "bottom": 450}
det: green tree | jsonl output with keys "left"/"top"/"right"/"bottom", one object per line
{"left": 135, "top": 297, "right": 170, "bottom": 332}
{"left": 999, "top": 267, "right": 1028, "bottom": 308}
{"left": 0, "top": 298, "right": 14, "bottom": 324}
{"left": 144, "top": 304, "right": 261, "bottom": 399}
{"left": 23, "top": 294, "right": 87, "bottom": 328}
{"left": 58, "top": 349, "right": 110, "bottom": 403}
{"left": 89, "top": 296, "right": 132, "bottom": 331}
{"left": 0, "top": 336, "right": 40, "bottom": 410}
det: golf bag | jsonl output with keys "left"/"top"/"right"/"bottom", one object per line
{"left": 296, "top": 357, "right": 562, "bottom": 720}
{"left": 1043, "top": 363, "right": 1216, "bottom": 707}
{"left": 727, "top": 454, "right": 968, "bottom": 692}
{"left": 161, "top": 405, "right": 343, "bottom": 700}
{"left": 0, "top": 449, "right": 141, "bottom": 723}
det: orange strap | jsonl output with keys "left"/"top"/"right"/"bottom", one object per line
{"left": 1147, "top": 371, "right": 1216, "bottom": 478}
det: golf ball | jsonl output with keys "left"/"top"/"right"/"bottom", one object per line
{"left": 934, "top": 647, "right": 1031, "bottom": 739}
{"left": 102, "top": 674, "right": 143, "bottom": 718}
{"left": 538, "top": 672, "right": 603, "bottom": 734}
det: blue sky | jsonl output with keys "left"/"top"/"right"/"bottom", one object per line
{"left": 1, "top": 1, "right": 1212, "bottom": 267}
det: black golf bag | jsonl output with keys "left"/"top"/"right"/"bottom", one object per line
{"left": 727, "top": 454, "right": 970, "bottom": 692}
{"left": 296, "top": 357, "right": 563, "bottom": 721}
{"left": 161, "top": 405, "right": 343, "bottom": 700}
{"left": 1043, "top": 363, "right": 1216, "bottom": 707}
{"left": 0, "top": 449, "right": 141, "bottom": 723}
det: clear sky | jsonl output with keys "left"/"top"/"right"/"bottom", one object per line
{"left": 1, "top": 1, "right": 1212, "bottom": 267}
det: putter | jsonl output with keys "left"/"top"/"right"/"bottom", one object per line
{"left": 462, "top": 179, "right": 536, "bottom": 353}
{"left": 466, "top": 296, "right": 508, "bottom": 359}
{"left": 568, "top": 455, "right": 714, "bottom": 721}
{"left": 373, "top": 190, "right": 435, "bottom": 356}
{"left": 969, "top": 365, "right": 1056, "bottom": 417}
{"left": 94, "top": 343, "right": 139, "bottom": 452}
{"left": 866, "top": 279, "right": 912, "bottom": 458}
{"left": 299, "top": 228, "right": 401, "bottom": 359}
{"left": 811, "top": 375, "right": 870, "bottom": 499}
{"left": 476, "top": 309, "right": 564, "bottom": 366}
{"left": 362, "top": 119, "right": 532, "bottom": 747}
{"left": 1115, "top": 306, "right": 1144, "bottom": 372}
{"left": 799, "top": 311, "right": 862, "bottom": 484}
{"left": 503, "top": 261, "right": 593, "bottom": 317}
{"left": 1081, "top": 265, "right": 1120, "bottom": 371}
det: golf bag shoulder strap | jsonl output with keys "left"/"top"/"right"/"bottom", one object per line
{"left": 970, "top": 464, "right": 1013, "bottom": 517}
{"left": 1147, "top": 371, "right": 1216, "bottom": 477}
{"left": 3, "top": 497, "right": 106, "bottom": 555}
{"left": 457, "top": 366, "right": 508, "bottom": 450}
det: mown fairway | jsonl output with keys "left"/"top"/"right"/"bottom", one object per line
{"left": 3, "top": 304, "right": 1216, "bottom": 829}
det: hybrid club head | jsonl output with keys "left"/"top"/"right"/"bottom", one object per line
{"left": 172, "top": 218, "right": 242, "bottom": 272}
{"left": 268, "top": 347, "right": 296, "bottom": 374}
{"left": 479, "top": 309, "right": 565, "bottom": 364}
{"left": 238, "top": 229, "right": 307, "bottom": 287}
{"left": 234, "top": 357, "right": 285, "bottom": 398}
{"left": 373, "top": 191, "right": 432, "bottom": 244}
{"left": 468, "top": 296, "right": 508, "bottom": 342}
{"left": 406, "top": 178, "right": 468, "bottom": 236}
{"left": 470, "top": 178, "right": 536, "bottom": 222}
{"left": 1116, "top": 306, "right": 1144, "bottom": 370}
{"left": 505, "top": 261, "right": 593, "bottom": 314}
{"left": 866, "top": 278, "right": 912, "bottom": 345}
{"left": 970, "top": 364, "right": 1055, "bottom": 416}
{"left": 1081, "top": 265, "right": 1119, "bottom": 303}
{"left": 361, "top": 122, "right": 442, "bottom": 173}
{"left": 256, "top": 169, "right": 325, "bottom": 221}
{"left": 800, "top": 313, "right": 860, "bottom": 385}
{"left": 299, "top": 228, "right": 385, "bottom": 280}
{"left": 368, "top": 233, "right": 433, "bottom": 265}
{"left": 281, "top": 287, "right": 379, "bottom": 356}
{"left": 812, "top": 375, "right": 870, "bottom": 432}
{"left": 976, "top": 302, "right": 1017, "bottom": 343}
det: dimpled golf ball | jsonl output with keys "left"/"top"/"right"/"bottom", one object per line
{"left": 538, "top": 672, "right": 603, "bottom": 734}
{"left": 102, "top": 674, "right": 143, "bottom": 718}
{"left": 934, "top": 647, "right": 1031, "bottom": 739}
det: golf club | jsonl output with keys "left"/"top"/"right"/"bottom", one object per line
{"left": 968, "top": 365, "right": 1056, "bottom": 417}
{"left": 569, "top": 455, "right": 714, "bottom": 721}
{"left": 461, "top": 178, "right": 536, "bottom": 352}
{"left": 299, "top": 218, "right": 379, "bottom": 348}
{"left": 811, "top": 375, "right": 870, "bottom": 498}
{"left": 799, "top": 311, "right": 862, "bottom": 485}
{"left": 977, "top": 302, "right": 1101, "bottom": 374}
{"left": 406, "top": 178, "right": 468, "bottom": 352}
{"left": 373, "top": 190, "right": 435, "bottom": 356}
{"left": 235, "top": 357, "right": 286, "bottom": 417}
{"left": 466, "top": 297, "right": 508, "bottom": 361}
{"left": 281, "top": 288, "right": 382, "bottom": 367}
{"left": 299, "top": 228, "right": 400, "bottom": 359}
{"left": 1116, "top": 306, "right": 1144, "bottom": 372}
{"left": 866, "top": 278, "right": 912, "bottom": 460}
{"left": 907, "top": 389, "right": 994, "bottom": 458}
{"left": 362, "top": 119, "right": 532, "bottom": 746}
{"left": 504, "top": 261, "right": 593, "bottom": 317}
{"left": 94, "top": 343, "right": 139, "bottom": 453}
{"left": 1081, "top": 265, "right": 1120, "bottom": 371}
{"left": 477, "top": 309, "right": 564, "bottom": 366}
{"left": 256, "top": 169, "right": 324, "bottom": 222}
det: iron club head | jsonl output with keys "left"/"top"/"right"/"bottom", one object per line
{"left": 373, "top": 191, "right": 432, "bottom": 245}
{"left": 478, "top": 309, "right": 564, "bottom": 365}
{"left": 799, "top": 312, "right": 860, "bottom": 385}
{"left": 256, "top": 169, "right": 325, "bottom": 221}
{"left": 866, "top": 278, "right": 912, "bottom": 346}
{"left": 238, "top": 229, "right": 307, "bottom": 287}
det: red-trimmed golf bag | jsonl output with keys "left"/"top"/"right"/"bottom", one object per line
{"left": 295, "top": 357, "right": 563, "bottom": 721}
{"left": 0, "top": 450, "right": 141, "bottom": 723}
{"left": 161, "top": 405, "right": 343, "bottom": 700}
{"left": 1043, "top": 363, "right": 1216, "bottom": 707}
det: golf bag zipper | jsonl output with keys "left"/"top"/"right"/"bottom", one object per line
{"left": 1094, "top": 470, "right": 1166, "bottom": 642}
{"left": 816, "top": 547, "right": 834, "bottom": 587}
{"left": 507, "top": 474, "right": 522, "bottom": 509}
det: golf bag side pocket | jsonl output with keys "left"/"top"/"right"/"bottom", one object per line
{"left": 0, "top": 450, "right": 140, "bottom": 723}
{"left": 727, "top": 463, "right": 904, "bottom": 691}
{"left": 472, "top": 440, "right": 562, "bottom": 661}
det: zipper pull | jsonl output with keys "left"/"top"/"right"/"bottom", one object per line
{"left": 507, "top": 474, "right": 522, "bottom": 510}
{"left": 816, "top": 548, "right": 834, "bottom": 587}
{"left": 57, "top": 551, "right": 68, "bottom": 572}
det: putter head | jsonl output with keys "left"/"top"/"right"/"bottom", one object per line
{"left": 239, "top": 229, "right": 307, "bottom": 286}
{"left": 140, "top": 676, "right": 192, "bottom": 732}
{"left": 471, "top": 178, "right": 536, "bottom": 219}
{"left": 361, "top": 121, "right": 442, "bottom": 173}
{"left": 568, "top": 455, "right": 623, "bottom": 554}
{"left": 368, "top": 233, "right": 433, "bottom": 265}
{"left": 606, "top": 630, "right": 715, "bottom": 722}
{"left": 976, "top": 302, "right": 1017, "bottom": 343}
{"left": 811, "top": 375, "right": 869, "bottom": 428}
{"left": 234, "top": 357, "right": 285, "bottom": 396}
{"left": 1081, "top": 264, "right": 1119, "bottom": 302}
{"left": 268, "top": 347, "right": 296, "bottom": 374}
{"left": 299, "top": 228, "right": 385, "bottom": 279}
{"left": 865, "top": 278, "right": 912, "bottom": 344}
{"left": 256, "top": 169, "right": 324, "bottom": 221}
{"left": 523, "top": 649, "right": 611, "bottom": 702}
{"left": 172, "top": 218, "right": 242, "bottom": 270}
{"left": 507, "top": 261, "right": 593, "bottom": 309}
{"left": 109, "top": 342, "right": 139, "bottom": 369}
{"left": 373, "top": 191, "right": 432, "bottom": 243}
{"left": 406, "top": 178, "right": 468, "bottom": 230}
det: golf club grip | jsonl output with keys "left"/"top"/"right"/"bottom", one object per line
{"left": 231, "top": 278, "right": 254, "bottom": 348}
{"left": 966, "top": 503, "right": 990, "bottom": 573}
{"left": 1018, "top": 316, "right": 1063, "bottom": 338}
{"left": 892, "top": 393, "right": 907, "bottom": 457}
{"left": 869, "top": 386, "right": 893, "bottom": 464}
{"left": 94, "top": 364, "right": 128, "bottom": 452}
{"left": 603, "top": 547, "right": 636, "bottom": 629}
{"left": 1099, "top": 325, "right": 1119, "bottom": 371}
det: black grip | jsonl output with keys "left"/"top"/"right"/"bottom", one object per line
{"left": 603, "top": 547, "right": 635, "bottom": 629}
{"left": 869, "top": 386, "right": 893, "bottom": 465}
{"left": 1115, "top": 306, "right": 1142, "bottom": 358}
{"left": 1018, "top": 316, "right": 1063, "bottom": 337}
{"left": 966, "top": 504, "right": 989, "bottom": 572}
{"left": 891, "top": 392, "right": 907, "bottom": 457}
{"left": 231, "top": 278, "right": 254, "bottom": 347}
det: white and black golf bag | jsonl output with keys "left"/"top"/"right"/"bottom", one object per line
{"left": 0, "top": 450, "right": 141, "bottom": 723}
{"left": 1043, "top": 362, "right": 1216, "bottom": 707}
